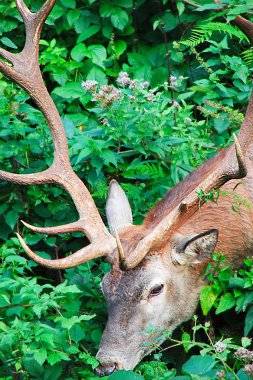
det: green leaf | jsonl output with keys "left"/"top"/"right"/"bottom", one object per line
{"left": 177, "top": 2, "right": 185, "bottom": 16}
{"left": 5, "top": 210, "right": 19, "bottom": 230}
{"left": 216, "top": 293, "right": 236, "bottom": 314}
{"left": 229, "top": 277, "right": 246, "bottom": 288}
{"left": 88, "top": 45, "right": 107, "bottom": 67}
{"left": 34, "top": 348, "right": 47, "bottom": 366}
{"left": 110, "top": 8, "right": 129, "bottom": 30}
{"left": 71, "top": 43, "right": 87, "bottom": 62}
{"left": 24, "top": 359, "right": 43, "bottom": 378}
{"left": 60, "top": 0, "right": 76, "bottom": 9}
{"left": 108, "top": 370, "right": 144, "bottom": 380}
{"left": 200, "top": 285, "right": 218, "bottom": 315}
{"left": 113, "top": 40, "right": 127, "bottom": 58}
{"left": 0, "top": 321, "right": 8, "bottom": 331}
{"left": 182, "top": 355, "right": 216, "bottom": 376}
{"left": 244, "top": 306, "right": 253, "bottom": 336}
{"left": 52, "top": 69, "right": 68, "bottom": 86}
{"left": 1, "top": 37, "right": 17, "bottom": 49}
{"left": 47, "top": 351, "right": 70, "bottom": 365}
{"left": 118, "top": 0, "right": 133, "bottom": 8}
{"left": 100, "top": 3, "right": 114, "bottom": 17}
{"left": 70, "top": 325, "right": 85, "bottom": 343}
{"left": 43, "top": 365, "right": 63, "bottom": 380}
{"left": 242, "top": 337, "right": 252, "bottom": 348}
{"left": 53, "top": 83, "right": 84, "bottom": 99}
{"left": 79, "top": 352, "right": 100, "bottom": 369}
{"left": 195, "top": 3, "right": 224, "bottom": 11}
{"left": 77, "top": 25, "right": 101, "bottom": 43}
{"left": 66, "top": 9, "right": 80, "bottom": 26}
{"left": 181, "top": 332, "right": 191, "bottom": 353}
{"left": 87, "top": 66, "right": 108, "bottom": 84}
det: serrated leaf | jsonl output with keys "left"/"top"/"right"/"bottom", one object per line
{"left": 216, "top": 293, "right": 236, "bottom": 314}
{"left": 34, "top": 348, "right": 47, "bottom": 366}
{"left": 79, "top": 352, "right": 99, "bottom": 369}
{"left": 70, "top": 325, "right": 85, "bottom": 343}
{"left": 47, "top": 352, "right": 64, "bottom": 365}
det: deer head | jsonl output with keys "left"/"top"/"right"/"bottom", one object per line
{"left": 1, "top": 0, "right": 253, "bottom": 377}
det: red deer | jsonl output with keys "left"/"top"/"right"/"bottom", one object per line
{"left": 1, "top": 0, "right": 253, "bottom": 376}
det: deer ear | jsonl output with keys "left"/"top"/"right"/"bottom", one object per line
{"left": 171, "top": 229, "right": 218, "bottom": 265}
{"left": 106, "top": 180, "right": 133, "bottom": 235}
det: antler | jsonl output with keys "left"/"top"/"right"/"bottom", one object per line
{"left": 125, "top": 135, "right": 247, "bottom": 269}
{"left": 124, "top": 12, "right": 253, "bottom": 269}
{"left": 0, "top": 0, "right": 116, "bottom": 268}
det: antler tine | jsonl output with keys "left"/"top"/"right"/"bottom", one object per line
{"left": 115, "top": 231, "right": 126, "bottom": 265}
{"left": 17, "top": 233, "right": 115, "bottom": 269}
{"left": 15, "top": 0, "right": 56, "bottom": 31}
{"left": 126, "top": 137, "right": 247, "bottom": 269}
{"left": 15, "top": 0, "right": 32, "bottom": 21}
{"left": 21, "top": 220, "right": 83, "bottom": 235}
{"left": 0, "top": 168, "right": 54, "bottom": 185}
{"left": 0, "top": 1, "right": 117, "bottom": 268}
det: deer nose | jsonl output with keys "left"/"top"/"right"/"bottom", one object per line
{"left": 94, "top": 363, "right": 117, "bottom": 377}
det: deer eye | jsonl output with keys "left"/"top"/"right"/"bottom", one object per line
{"left": 148, "top": 284, "right": 164, "bottom": 298}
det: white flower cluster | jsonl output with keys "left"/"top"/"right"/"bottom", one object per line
{"left": 140, "top": 81, "right": 149, "bottom": 89}
{"left": 170, "top": 75, "right": 184, "bottom": 88}
{"left": 145, "top": 91, "right": 155, "bottom": 102}
{"left": 117, "top": 72, "right": 131, "bottom": 87}
{"left": 82, "top": 80, "right": 98, "bottom": 91}
{"left": 215, "top": 369, "right": 225, "bottom": 379}
{"left": 244, "top": 363, "right": 253, "bottom": 377}
{"left": 234, "top": 347, "right": 253, "bottom": 360}
{"left": 93, "top": 85, "right": 122, "bottom": 107}
{"left": 214, "top": 341, "right": 227, "bottom": 353}
{"left": 116, "top": 72, "right": 149, "bottom": 90}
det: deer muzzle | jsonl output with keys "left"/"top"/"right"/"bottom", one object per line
{"left": 94, "top": 362, "right": 118, "bottom": 377}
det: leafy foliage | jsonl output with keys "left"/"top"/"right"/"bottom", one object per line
{"left": 181, "top": 22, "right": 249, "bottom": 47}
{"left": 1, "top": 0, "right": 253, "bottom": 378}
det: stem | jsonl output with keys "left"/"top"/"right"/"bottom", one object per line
{"left": 182, "top": 0, "right": 200, "bottom": 7}
{"left": 132, "top": 0, "right": 138, "bottom": 51}
{"left": 157, "top": 0, "right": 174, "bottom": 100}
{"left": 55, "top": 244, "right": 63, "bottom": 282}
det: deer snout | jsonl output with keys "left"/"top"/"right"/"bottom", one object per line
{"left": 94, "top": 362, "right": 118, "bottom": 377}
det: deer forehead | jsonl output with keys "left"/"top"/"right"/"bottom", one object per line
{"left": 101, "top": 256, "right": 174, "bottom": 300}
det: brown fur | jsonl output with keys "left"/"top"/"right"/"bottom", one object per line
{"left": 120, "top": 146, "right": 253, "bottom": 267}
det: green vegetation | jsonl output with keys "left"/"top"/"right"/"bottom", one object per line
{"left": 1, "top": 0, "right": 253, "bottom": 378}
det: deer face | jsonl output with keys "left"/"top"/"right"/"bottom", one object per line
{"left": 95, "top": 184, "right": 218, "bottom": 376}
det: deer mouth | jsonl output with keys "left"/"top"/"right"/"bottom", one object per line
{"left": 94, "top": 362, "right": 122, "bottom": 377}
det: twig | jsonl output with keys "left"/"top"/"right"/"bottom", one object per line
{"left": 182, "top": 0, "right": 200, "bottom": 8}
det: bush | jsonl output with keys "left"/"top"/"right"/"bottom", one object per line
{"left": 1, "top": 0, "right": 253, "bottom": 379}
